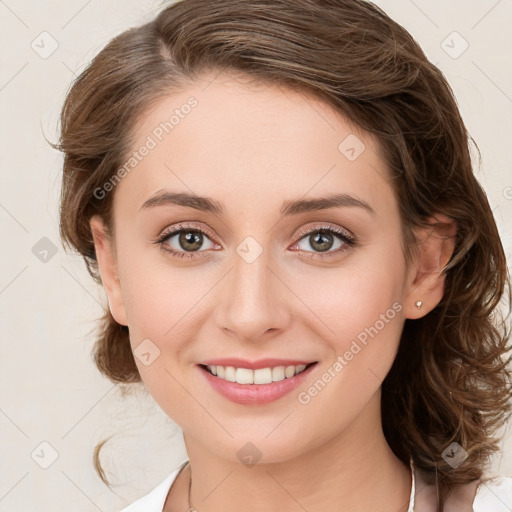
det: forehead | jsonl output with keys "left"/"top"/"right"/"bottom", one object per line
{"left": 113, "top": 71, "right": 394, "bottom": 219}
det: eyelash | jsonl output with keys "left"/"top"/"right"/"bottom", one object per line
{"left": 153, "top": 222, "right": 357, "bottom": 260}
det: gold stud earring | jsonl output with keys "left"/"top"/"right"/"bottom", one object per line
{"left": 415, "top": 300, "right": 423, "bottom": 310}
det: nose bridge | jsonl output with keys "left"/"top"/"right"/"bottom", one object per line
{"left": 215, "top": 236, "right": 289, "bottom": 341}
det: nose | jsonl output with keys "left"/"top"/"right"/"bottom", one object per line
{"left": 213, "top": 243, "right": 292, "bottom": 344}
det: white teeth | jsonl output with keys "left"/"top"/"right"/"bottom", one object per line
{"left": 205, "top": 363, "right": 310, "bottom": 384}
{"left": 284, "top": 365, "right": 296, "bottom": 378}
{"left": 224, "top": 366, "right": 236, "bottom": 382}
{"left": 236, "top": 367, "right": 254, "bottom": 384}
{"left": 254, "top": 367, "right": 272, "bottom": 384}
{"left": 272, "top": 366, "right": 285, "bottom": 382}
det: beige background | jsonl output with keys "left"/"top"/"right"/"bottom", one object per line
{"left": 0, "top": 0, "right": 511, "bottom": 510}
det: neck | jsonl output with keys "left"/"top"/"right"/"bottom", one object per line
{"left": 180, "top": 393, "right": 412, "bottom": 512}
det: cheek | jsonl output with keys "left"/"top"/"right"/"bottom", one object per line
{"left": 294, "top": 243, "right": 407, "bottom": 388}
{"left": 122, "top": 271, "right": 200, "bottom": 349}
{"left": 294, "top": 245, "right": 406, "bottom": 344}
{"left": 118, "top": 254, "right": 202, "bottom": 411}
{"left": 290, "top": 276, "right": 405, "bottom": 431}
{"left": 115, "top": 240, "right": 192, "bottom": 331}
{"left": 116, "top": 248, "right": 216, "bottom": 397}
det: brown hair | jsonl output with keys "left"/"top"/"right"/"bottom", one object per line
{"left": 53, "top": 0, "right": 512, "bottom": 509}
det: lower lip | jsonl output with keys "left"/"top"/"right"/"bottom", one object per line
{"left": 197, "top": 363, "right": 317, "bottom": 405}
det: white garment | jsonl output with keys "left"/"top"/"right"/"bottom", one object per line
{"left": 119, "top": 459, "right": 512, "bottom": 512}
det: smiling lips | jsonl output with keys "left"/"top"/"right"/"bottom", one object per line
{"left": 197, "top": 358, "right": 318, "bottom": 405}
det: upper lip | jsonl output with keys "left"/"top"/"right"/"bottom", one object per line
{"left": 198, "top": 358, "right": 317, "bottom": 370}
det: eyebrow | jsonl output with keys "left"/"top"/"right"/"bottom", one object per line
{"left": 139, "top": 190, "right": 375, "bottom": 216}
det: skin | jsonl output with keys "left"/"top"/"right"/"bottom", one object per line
{"left": 90, "top": 71, "right": 458, "bottom": 512}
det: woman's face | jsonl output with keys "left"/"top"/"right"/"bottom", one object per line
{"left": 93, "top": 71, "right": 423, "bottom": 464}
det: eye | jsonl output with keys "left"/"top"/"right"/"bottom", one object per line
{"left": 153, "top": 222, "right": 357, "bottom": 261}
{"left": 290, "top": 225, "right": 356, "bottom": 258}
{"left": 154, "top": 222, "right": 219, "bottom": 259}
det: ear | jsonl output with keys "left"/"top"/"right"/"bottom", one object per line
{"left": 403, "top": 214, "right": 457, "bottom": 319}
{"left": 89, "top": 215, "right": 128, "bottom": 326}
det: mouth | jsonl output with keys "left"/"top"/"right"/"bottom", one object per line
{"left": 198, "top": 361, "right": 318, "bottom": 384}
{"left": 196, "top": 361, "right": 319, "bottom": 405}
